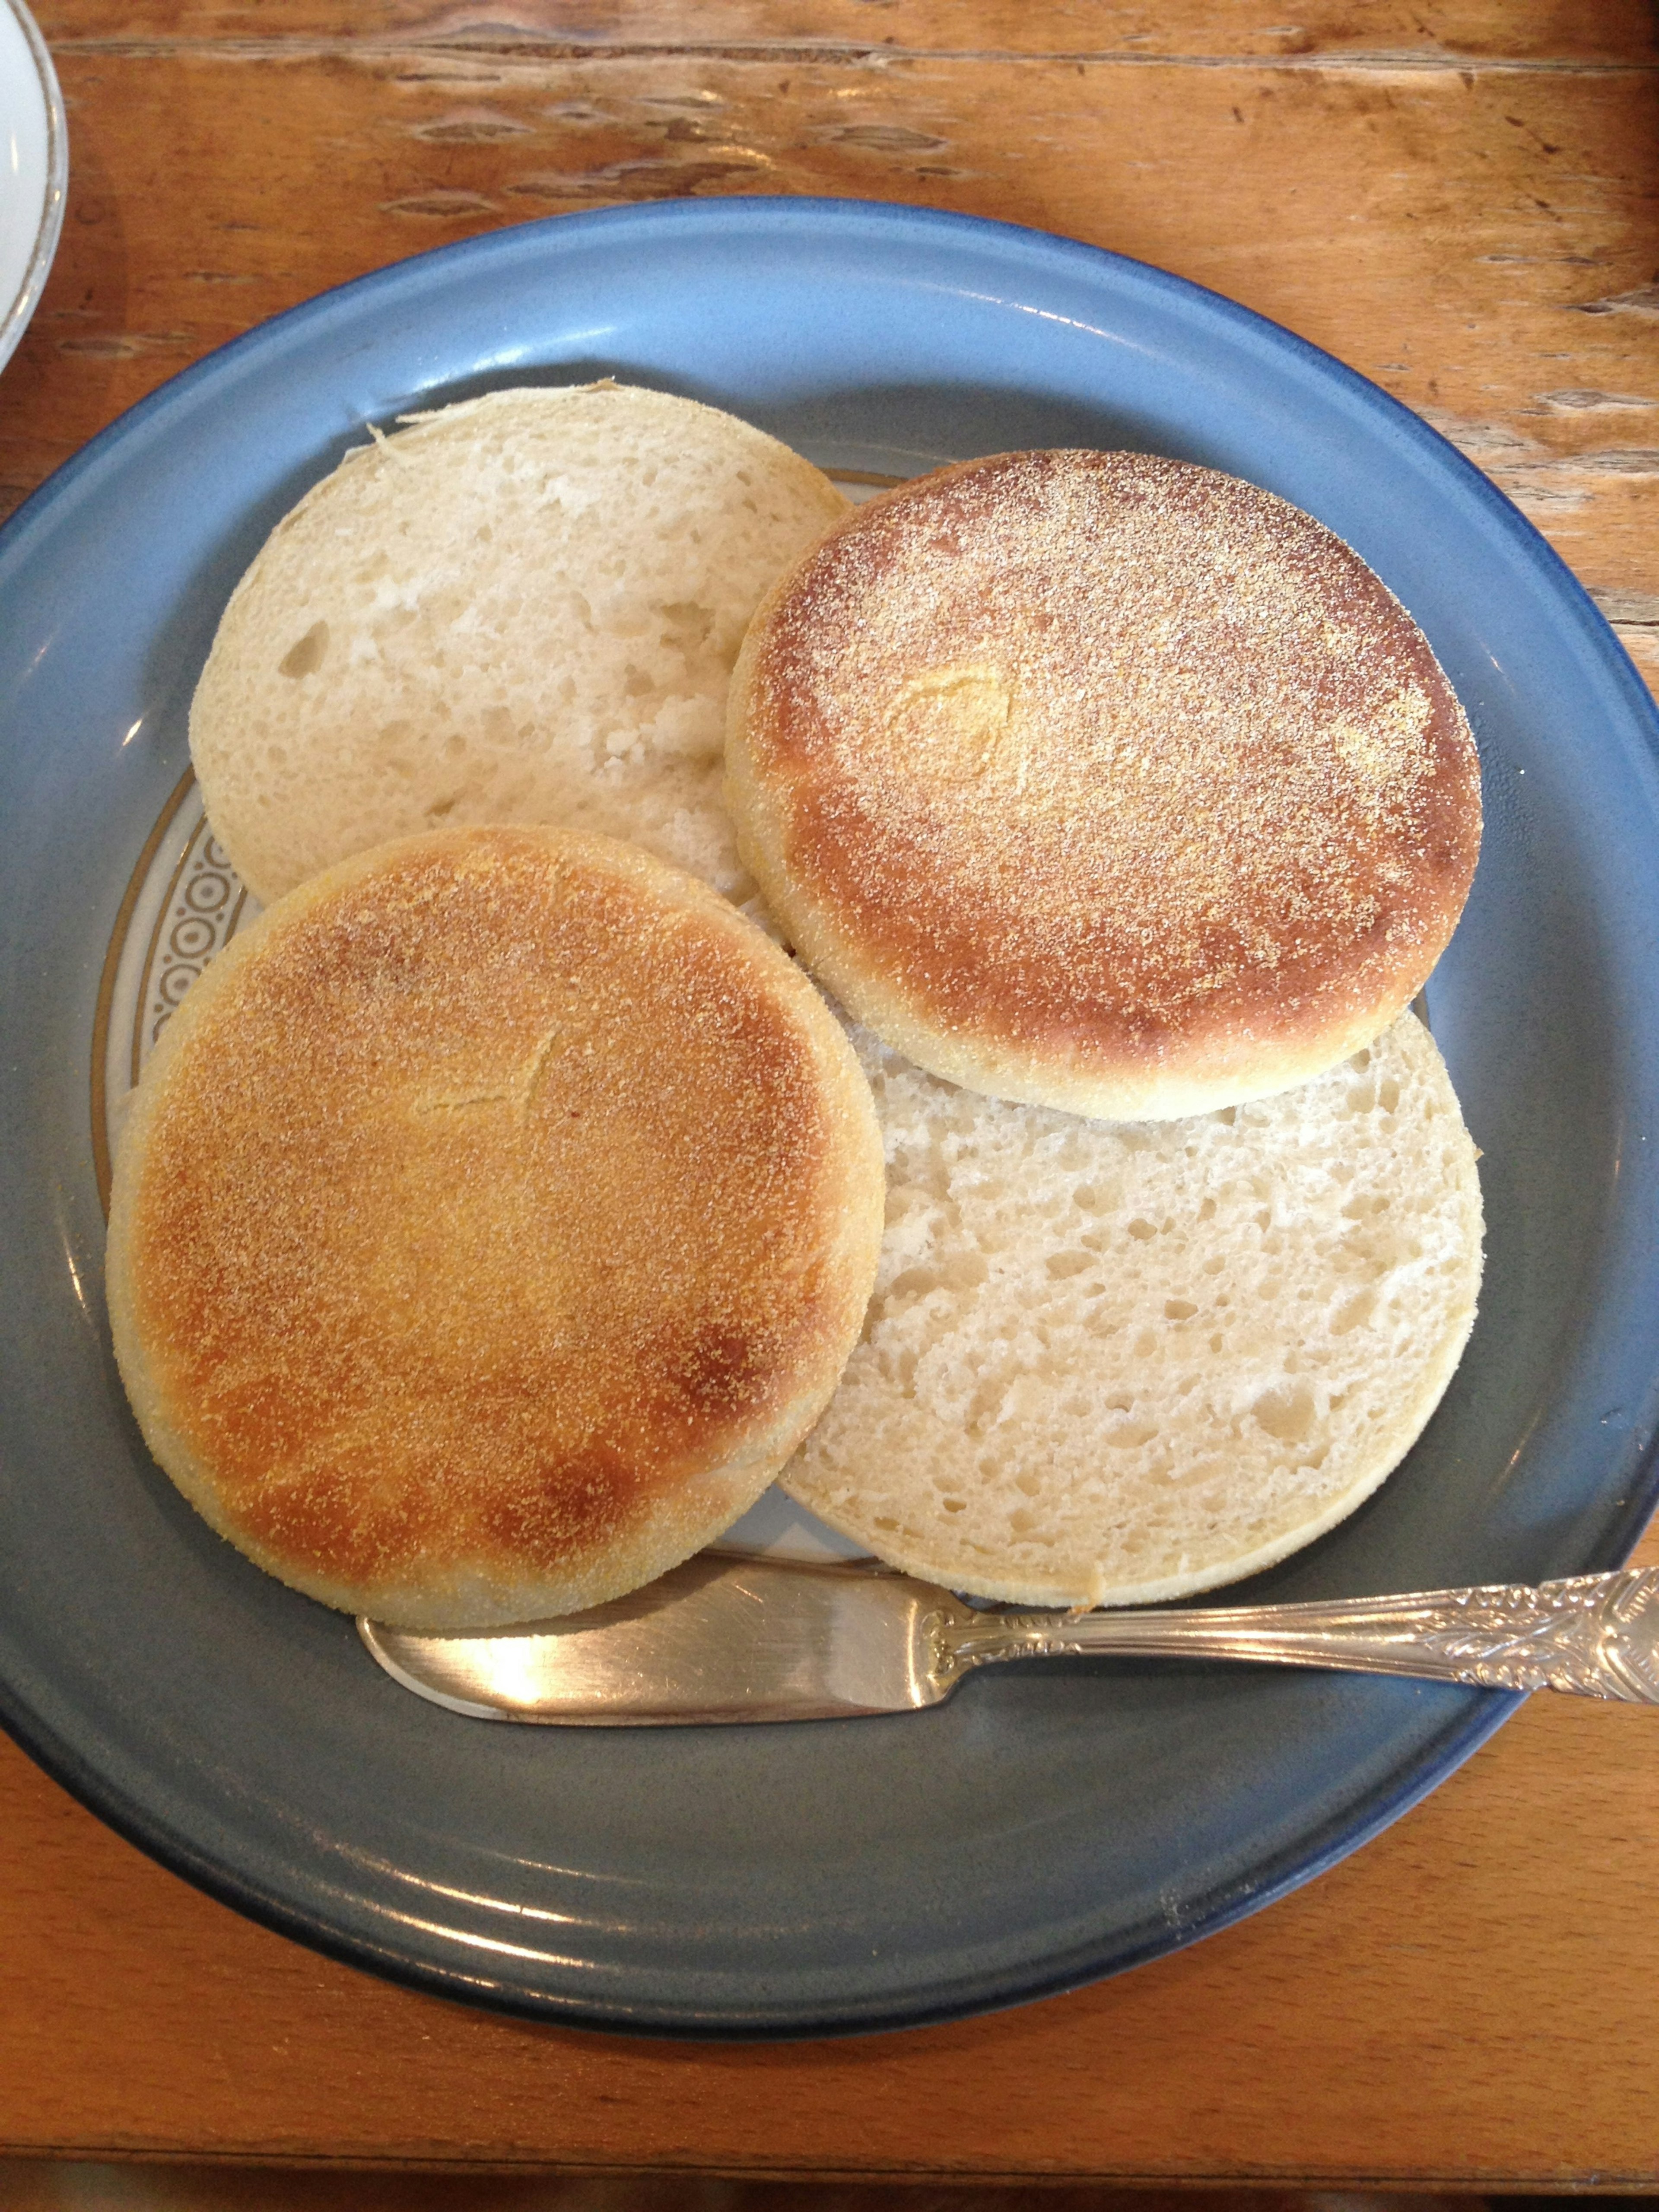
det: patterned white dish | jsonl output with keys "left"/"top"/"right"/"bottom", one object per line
{"left": 0, "top": 0, "right": 65, "bottom": 376}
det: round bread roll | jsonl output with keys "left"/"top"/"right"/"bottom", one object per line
{"left": 782, "top": 1011, "right": 1482, "bottom": 1608}
{"left": 107, "top": 826, "right": 885, "bottom": 1630}
{"left": 190, "top": 383, "right": 849, "bottom": 905}
{"left": 728, "top": 450, "right": 1482, "bottom": 1120}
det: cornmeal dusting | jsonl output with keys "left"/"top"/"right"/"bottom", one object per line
{"left": 731, "top": 450, "right": 1481, "bottom": 1117}
{"left": 107, "top": 826, "right": 885, "bottom": 1629}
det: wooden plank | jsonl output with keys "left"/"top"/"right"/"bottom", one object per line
{"left": 2, "top": 6, "right": 1657, "bottom": 2177}
{"left": 31, "top": 1, "right": 1659, "bottom": 67}
{"left": 6, "top": 42, "right": 1656, "bottom": 632}
{"left": 0, "top": 1525, "right": 1655, "bottom": 2180}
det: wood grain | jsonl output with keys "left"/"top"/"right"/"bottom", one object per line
{"left": 30, "top": 1, "right": 1659, "bottom": 65}
{"left": 2, "top": 0, "right": 1658, "bottom": 2180}
{"left": 7, "top": 3, "right": 1656, "bottom": 680}
{"left": 2, "top": 1503, "right": 1658, "bottom": 2182}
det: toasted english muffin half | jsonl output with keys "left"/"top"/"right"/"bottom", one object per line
{"left": 728, "top": 450, "right": 1481, "bottom": 1119}
{"left": 782, "top": 1011, "right": 1482, "bottom": 1608}
{"left": 108, "top": 826, "right": 884, "bottom": 1630}
{"left": 190, "top": 382, "right": 849, "bottom": 905}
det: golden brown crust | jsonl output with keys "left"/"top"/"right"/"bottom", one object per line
{"left": 106, "top": 826, "right": 884, "bottom": 1628}
{"left": 727, "top": 451, "right": 1482, "bottom": 1118}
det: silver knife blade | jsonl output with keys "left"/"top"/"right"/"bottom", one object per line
{"left": 360, "top": 1558, "right": 1659, "bottom": 1722}
{"left": 359, "top": 1553, "right": 970, "bottom": 1723}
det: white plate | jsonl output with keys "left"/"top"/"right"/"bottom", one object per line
{"left": 0, "top": 0, "right": 64, "bottom": 375}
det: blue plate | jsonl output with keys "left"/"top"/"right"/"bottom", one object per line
{"left": 2, "top": 199, "right": 1657, "bottom": 2040}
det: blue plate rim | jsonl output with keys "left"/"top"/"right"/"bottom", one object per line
{"left": 0, "top": 1636, "right": 1520, "bottom": 2040}
{"left": 4, "top": 195, "right": 1650, "bottom": 715}
{"left": 3, "top": 194, "right": 1657, "bottom": 2040}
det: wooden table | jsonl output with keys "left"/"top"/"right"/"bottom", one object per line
{"left": 3, "top": 1, "right": 1657, "bottom": 2188}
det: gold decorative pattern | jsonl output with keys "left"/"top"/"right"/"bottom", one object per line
{"left": 91, "top": 775, "right": 260, "bottom": 1213}
{"left": 88, "top": 471, "right": 893, "bottom": 1214}
{"left": 133, "top": 817, "right": 250, "bottom": 1080}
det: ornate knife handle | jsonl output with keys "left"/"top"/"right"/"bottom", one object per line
{"left": 947, "top": 1567, "right": 1659, "bottom": 1703}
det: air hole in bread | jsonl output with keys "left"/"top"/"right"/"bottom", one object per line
{"left": 1253, "top": 1384, "right": 1317, "bottom": 1445}
{"left": 780, "top": 1014, "right": 1481, "bottom": 1609}
{"left": 1379, "top": 1077, "right": 1401, "bottom": 1113}
{"left": 1350, "top": 1049, "right": 1373, "bottom": 1072}
{"left": 1333, "top": 1288, "right": 1377, "bottom": 1335}
{"left": 1046, "top": 1250, "right": 1093, "bottom": 1280}
{"left": 278, "top": 621, "right": 329, "bottom": 679}
{"left": 657, "top": 598, "right": 715, "bottom": 645}
{"left": 1341, "top": 1193, "right": 1392, "bottom": 1220}
{"left": 1348, "top": 1082, "right": 1376, "bottom": 1113}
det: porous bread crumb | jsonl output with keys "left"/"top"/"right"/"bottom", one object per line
{"left": 190, "top": 384, "right": 849, "bottom": 904}
{"left": 782, "top": 1010, "right": 1483, "bottom": 1608}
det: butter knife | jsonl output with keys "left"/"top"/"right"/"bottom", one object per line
{"left": 359, "top": 1554, "right": 1659, "bottom": 1722}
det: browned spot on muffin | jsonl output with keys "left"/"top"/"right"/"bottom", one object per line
{"left": 729, "top": 450, "right": 1481, "bottom": 1117}
{"left": 108, "top": 826, "right": 884, "bottom": 1628}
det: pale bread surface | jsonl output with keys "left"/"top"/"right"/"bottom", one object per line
{"left": 189, "top": 384, "right": 849, "bottom": 905}
{"left": 782, "top": 1011, "right": 1482, "bottom": 1607}
{"left": 107, "top": 826, "right": 885, "bottom": 1631}
{"left": 728, "top": 450, "right": 1482, "bottom": 1119}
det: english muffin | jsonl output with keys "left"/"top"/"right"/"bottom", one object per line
{"left": 190, "top": 383, "right": 849, "bottom": 905}
{"left": 783, "top": 1011, "right": 1483, "bottom": 1608}
{"left": 728, "top": 450, "right": 1482, "bottom": 1119}
{"left": 107, "top": 826, "right": 885, "bottom": 1630}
